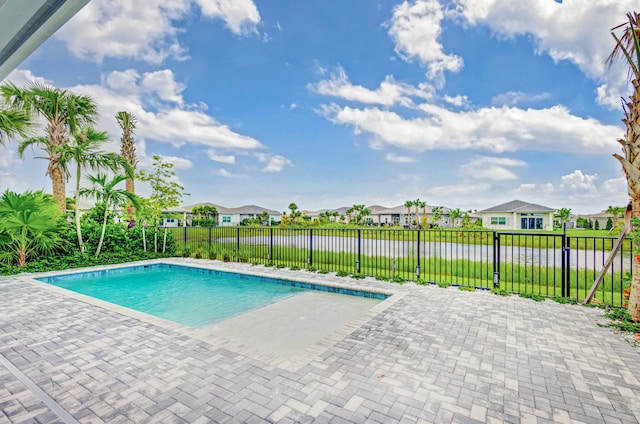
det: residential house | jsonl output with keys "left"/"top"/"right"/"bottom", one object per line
{"left": 184, "top": 203, "right": 282, "bottom": 226}
{"left": 478, "top": 200, "right": 555, "bottom": 231}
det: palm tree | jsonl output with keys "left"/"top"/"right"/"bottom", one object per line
{"left": 605, "top": 205, "right": 626, "bottom": 228}
{"left": 80, "top": 173, "right": 139, "bottom": 257}
{"left": 607, "top": 11, "right": 640, "bottom": 320}
{"left": 418, "top": 200, "right": 427, "bottom": 229}
{"left": 413, "top": 199, "right": 421, "bottom": 229}
{"left": 55, "top": 127, "right": 129, "bottom": 254}
{"left": 0, "top": 107, "right": 31, "bottom": 144}
{"left": 0, "top": 190, "right": 66, "bottom": 266}
{"left": 449, "top": 208, "right": 463, "bottom": 228}
{"left": 116, "top": 111, "right": 138, "bottom": 224}
{"left": 1, "top": 82, "right": 97, "bottom": 211}
{"left": 116, "top": 111, "right": 138, "bottom": 192}
{"left": 404, "top": 200, "right": 413, "bottom": 228}
{"left": 288, "top": 202, "right": 300, "bottom": 225}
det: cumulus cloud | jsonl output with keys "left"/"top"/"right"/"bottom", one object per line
{"left": 319, "top": 102, "right": 621, "bottom": 154}
{"left": 255, "top": 153, "right": 293, "bottom": 172}
{"left": 71, "top": 69, "right": 264, "bottom": 152}
{"left": 56, "top": 0, "right": 261, "bottom": 64}
{"left": 559, "top": 169, "right": 598, "bottom": 193}
{"left": 452, "top": 0, "right": 636, "bottom": 107}
{"left": 194, "top": 0, "right": 261, "bottom": 35}
{"left": 460, "top": 156, "right": 526, "bottom": 180}
{"left": 389, "top": 0, "right": 463, "bottom": 85}
{"left": 309, "top": 66, "right": 434, "bottom": 107}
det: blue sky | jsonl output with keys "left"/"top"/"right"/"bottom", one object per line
{"left": 1, "top": 0, "right": 636, "bottom": 214}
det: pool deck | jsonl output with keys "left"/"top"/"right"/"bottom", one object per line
{"left": 1, "top": 258, "right": 639, "bottom": 423}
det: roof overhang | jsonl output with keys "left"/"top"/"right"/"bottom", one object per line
{"left": 0, "top": 0, "right": 90, "bottom": 81}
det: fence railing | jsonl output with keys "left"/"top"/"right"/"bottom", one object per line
{"left": 169, "top": 226, "right": 633, "bottom": 306}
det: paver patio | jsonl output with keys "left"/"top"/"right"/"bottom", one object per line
{"left": 1, "top": 258, "right": 640, "bottom": 423}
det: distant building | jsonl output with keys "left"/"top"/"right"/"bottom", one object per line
{"left": 179, "top": 203, "right": 282, "bottom": 227}
{"left": 478, "top": 200, "right": 555, "bottom": 231}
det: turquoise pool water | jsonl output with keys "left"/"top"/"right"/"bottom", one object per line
{"left": 37, "top": 264, "right": 388, "bottom": 328}
{"left": 38, "top": 264, "right": 307, "bottom": 328}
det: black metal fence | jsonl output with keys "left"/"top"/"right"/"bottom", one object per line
{"left": 169, "top": 226, "right": 633, "bottom": 306}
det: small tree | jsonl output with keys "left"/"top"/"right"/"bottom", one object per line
{"left": 554, "top": 208, "right": 572, "bottom": 228}
{"left": 449, "top": 208, "right": 463, "bottom": 228}
{"left": 595, "top": 219, "right": 600, "bottom": 230}
{"left": 80, "top": 173, "right": 139, "bottom": 257}
{"left": 136, "top": 155, "right": 188, "bottom": 252}
{"left": 431, "top": 206, "right": 443, "bottom": 228}
{"left": 606, "top": 217, "right": 614, "bottom": 231}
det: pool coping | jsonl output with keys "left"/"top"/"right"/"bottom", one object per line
{"left": 16, "top": 258, "right": 406, "bottom": 371}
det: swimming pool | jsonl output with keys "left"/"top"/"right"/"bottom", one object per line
{"left": 37, "top": 263, "right": 388, "bottom": 328}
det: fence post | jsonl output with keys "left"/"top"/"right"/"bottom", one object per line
{"left": 269, "top": 227, "right": 273, "bottom": 262}
{"left": 493, "top": 231, "right": 500, "bottom": 288}
{"left": 208, "top": 227, "right": 212, "bottom": 250}
{"left": 416, "top": 230, "right": 421, "bottom": 279}
{"left": 356, "top": 229, "right": 361, "bottom": 273}
{"left": 309, "top": 228, "right": 313, "bottom": 266}
{"left": 236, "top": 226, "right": 241, "bottom": 253}
{"left": 183, "top": 226, "right": 187, "bottom": 245}
{"left": 565, "top": 245, "right": 571, "bottom": 299}
{"left": 561, "top": 224, "right": 567, "bottom": 297}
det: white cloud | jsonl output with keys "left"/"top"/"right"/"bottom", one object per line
{"left": 460, "top": 156, "right": 525, "bottom": 180}
{"left": 559, "top": 169, "right": 598, "bottom": 193}
{"left": 74, "top": 69, "right": 264, "bottom": 152}
{"left": 442, "top": 94, "right": 469, "bottom": 107}
{"left": 56, "top": 0, "right": 260, "bottom": 64}
{"left": 215, "top": 168, "right": 246, "bottom": 178}
{"left": 319, "top": 102, "right": 621, "bottom": 154}
{"left": 453, "top": 0, "right": 636, "bottom": 107}
{"left": 385, "top": 153, "right": 416, "bottom": 163}
{"left": 255, "top": 153, "right": 293, "bottom": 172}
{"left": 194, "top": 0, "right": 261, "bottom": 35}
{"left": 490, "top": 91, "right": 550, "bottom": 107}
{"left": 206, "top": 149, "right": 236, "bottom": 164}
{"left": 389, "top": 0, "right": 463, "bottom": 85}
{"left": 309, "top": 66, "right": 434, "bottom": 107}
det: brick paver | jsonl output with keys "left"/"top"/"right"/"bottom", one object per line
{"left": 1, "top": 258, "right": 639, "bottom": 423}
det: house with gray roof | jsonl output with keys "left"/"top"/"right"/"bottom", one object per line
{"left": 478, "top": 200, "right": 556, "bottom": 231}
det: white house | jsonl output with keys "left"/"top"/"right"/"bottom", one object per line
{"left": 181, "top": 203, "right": 282, "bottom": 227}
{"left": 478, "top": 200, "right": 555, "bottom": 231}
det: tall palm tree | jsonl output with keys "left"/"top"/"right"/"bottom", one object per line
{"left": 57, "top": 127, "right": 129, "bottom": 254}
{"left": 0, "top": 190, "right": 66, "bottom": 266}
{"left": 404, "top": 200, "right": 413, "bottom": 228}
{"left": 0, "top": 107, "right": 31, "bottom": 144}
{"left": 116, "top": 111, "right": 137, "bottom": 225}
{"left": 1, "top": 82, "right": 97, "bottom": 211}
{"left": 115, "top": 111, "right": 138, "bottom": 193}
{"left": 418, "top": 200, "right": 427, "bottom": 229}
{"left": 80, "top": 173, "right": 140, "bottom": 257}
{"left": 607, "top": 11, "right": 640, "bottom": 320}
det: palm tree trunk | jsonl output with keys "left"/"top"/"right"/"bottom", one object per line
{"left": 74, "top": 164, "right": 85, "bottom": 254}
{"left": 95, "top": 202, "right": 109, "bottom": 257}
{"left": 630, "top": 197, "right": 640, "bottom": 320}
{"left": 50, "top": 165, "right": 66, "bottom": 212}
{"left": 162, "top": 226, "right": 167, "bottom": 253}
